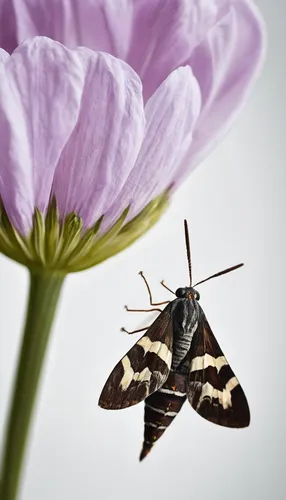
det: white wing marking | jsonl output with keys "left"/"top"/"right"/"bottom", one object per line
{"left": 190, "top": 354, "right": 228, "bottom": 373}
{"left": 120, "top": 356, "right": 153, "bottom": 391}
{"left": 197, "top": 377, "right": 239, "bottom": 410}
{"left": 137, "top": 337, "right": 172, "bottom": 369}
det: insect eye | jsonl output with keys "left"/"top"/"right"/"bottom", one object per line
{"left": 195, "top": 292, "right": 200, "bottom": 300}
{"left": 175, "top": 288, "right": 186, "bottom": 298}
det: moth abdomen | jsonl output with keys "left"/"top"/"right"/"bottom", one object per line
{"left": 140, "top": 371, "right": 187, "bottom": 461}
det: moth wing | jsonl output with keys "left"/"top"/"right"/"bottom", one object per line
{"left": 98, "top": 305, "right": 173, "bottom": 410}
{"left": 187, "top": 310, "right": 250, "bottom": 427}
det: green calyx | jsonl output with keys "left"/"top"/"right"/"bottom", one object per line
{"left": 0, "top": 192, "right": 169, "bottom": 274}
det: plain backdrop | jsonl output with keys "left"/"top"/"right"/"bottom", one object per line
{"left": 0, "top": 1, "right": 285, "bottom": 499}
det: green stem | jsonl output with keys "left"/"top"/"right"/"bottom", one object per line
{"left": 0, "top": 271, "right": 65, "bottom": 500}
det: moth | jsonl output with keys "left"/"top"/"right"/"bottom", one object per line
{"left": 99, "top": 220, "right": 250, "bottom": 460}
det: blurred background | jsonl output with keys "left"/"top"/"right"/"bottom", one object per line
{"left": 0, "top": 1, "right": 285, "bottom": 499}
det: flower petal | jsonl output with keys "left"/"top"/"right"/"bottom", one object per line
{"left": 52, "top": 50, "right": 145, "bottom": 228}
{"left": 0, "top": 37, "right": 86, "bottom": 234}
{"left": 12, "top": 0, "right": 133, "bottom": 58}
{"left": 0, "top": 0, "right": 17, "bottom": 53}
{"left": 128, "top": 0, "right": 227, "bottom": 100}
{"left": 175, "top": 0, "right": 266, "bottom": 184}
{"left": 105, "top": 67, "right": 201, "bottom": 228}
{"left": 0, "top": 48, "right": 9, "bottom": 63}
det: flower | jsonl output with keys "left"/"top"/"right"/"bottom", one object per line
{"left": 0, "top": 1, "right": 266, "bottom": 273}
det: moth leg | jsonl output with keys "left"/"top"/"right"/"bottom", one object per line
{"left": 139, "top": 271, "right": 170, "bottom": 306}
{"left": 121, "top": 326, "right": 151, "bottom": 335}
{"left": 124, "top": 305, "right": 162, "bottom": 313}
{"left": 160, "top": 280, "right": 176, "bottom": 296}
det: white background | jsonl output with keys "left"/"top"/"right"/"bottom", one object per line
{"left": 1, "top": 1, "right": 285, "bottom": 499}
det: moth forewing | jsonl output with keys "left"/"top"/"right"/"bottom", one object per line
{"left": 98, "top": 305, "right": 174, "bottom": 410}
{"left": 187, "top": 310, "right": 250, "bottom": 428}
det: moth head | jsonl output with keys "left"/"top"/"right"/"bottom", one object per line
{"left": 175, "top": 287, "right": 200, "bottom": 300}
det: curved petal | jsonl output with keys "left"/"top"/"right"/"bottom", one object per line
{"left": 52, "top": 50, "right": 145, "bottom": 228}
{"left": 0, "top": 48, "right": 9, "bottom": 63}
{"left": 105, "top": 66, "right": 201, "bottom": 229}
{"left": 175, "top": 0, "right": 266, "bottom": 185}
{"left": 128, "top": 0, "right": 228, "bottom": 100}
{"left": 12, "top": 0, "right": 134, "bottom": 58}
{"left": 0, "top": 37, "right": 86, "bottom": 234}
{"left": 0, "top": 0, "right": 17, "bottom": 53}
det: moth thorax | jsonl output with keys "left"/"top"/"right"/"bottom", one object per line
{"left": 171, "top": 301, "right": 198, "bottom": 369}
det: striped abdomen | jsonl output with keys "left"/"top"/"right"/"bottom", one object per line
{"left": 140, "top": 371, "right": 187, "bottom": 460}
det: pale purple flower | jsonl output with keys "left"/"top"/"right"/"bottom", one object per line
{"left": 0, "top": 1, "right": 265, "bottom": 269}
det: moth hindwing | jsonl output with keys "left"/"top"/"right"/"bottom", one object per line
{"left": 98, "top": 304, "right": 173, "bottom": 409}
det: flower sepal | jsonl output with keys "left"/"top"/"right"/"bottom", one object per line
{"left": 0, "top": 191, "right": 169, "bottom": 274}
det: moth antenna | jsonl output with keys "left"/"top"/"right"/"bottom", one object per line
{"left": 193, "top": 263, "right": 244, "bottom": 287}
{"left": 184, "top": 219, "right": 192, "bottom": 286}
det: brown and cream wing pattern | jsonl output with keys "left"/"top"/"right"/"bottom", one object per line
{"left": 188, "top": 310, "right": 250, "bottom": 428}
{"left": 99, "top": 304, "right": 173, "bottom": 410}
